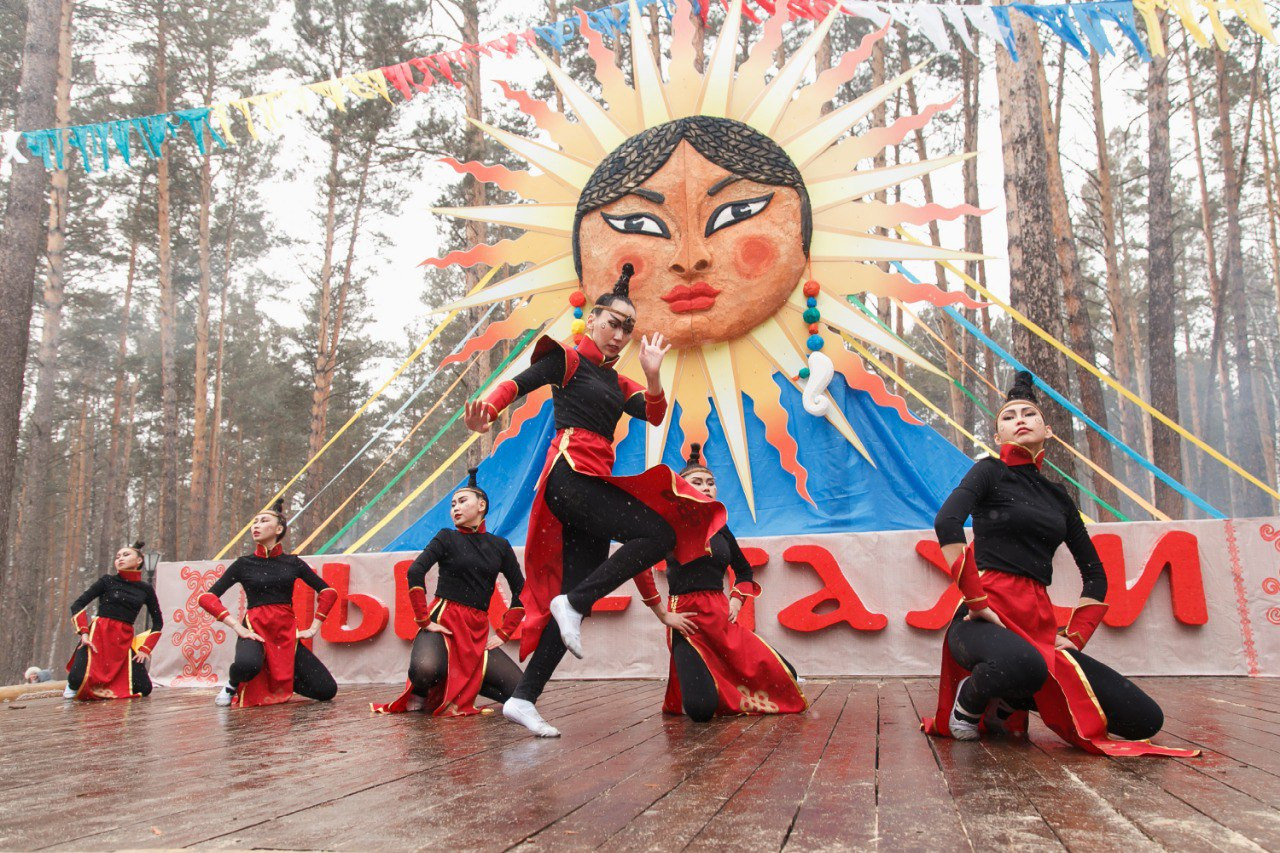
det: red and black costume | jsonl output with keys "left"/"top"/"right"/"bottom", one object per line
{"left": 198, "top": 543, "right": 339, "bottom": 708}
{"left": 476, "top": 335, "right": 725, "bottom": 703}
{"left": 660, "top": 526, "right": 806, "bottom": 720}
{"left": 67, "top": 570, "right": 162, "bottom": 700}
{"left": 373, "top": 523, "right": 526, "bottom": 716}
{"left": 922, "top": 443, "right": 1196, "bottom": 757}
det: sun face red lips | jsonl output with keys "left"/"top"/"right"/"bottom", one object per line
{"left": 661, "top": 281, "right": 721, "bottom": 313}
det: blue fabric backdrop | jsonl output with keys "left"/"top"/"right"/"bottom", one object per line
{"left": 385, "top": 372, "right": 973, "bottom": 550}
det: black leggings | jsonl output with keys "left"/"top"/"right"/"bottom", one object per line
{"left": 947, "top": 613, "right": 1163, "bottom": 741}
{"left": 671, "top": 632, "right": 799, "bottom": 723}
{"left": 512, "top": 459, "right": 676, "bottom": 703}
{"left": 407, "top": 629, "right": 523, "bottom": 704}
{"left": 229, "top": 638, "right": 337, "bottom": 701}
{"left": 67, "top": 645, "right": 152, "bottom": 696}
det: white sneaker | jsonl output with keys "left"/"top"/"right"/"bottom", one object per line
{"left": 949, "top": 677, "right": 981, "bottom": 741}
{"left": 503, "top": 698, "right": 561, "bottom": 738}
{"left": 62, "top": 685, "right": 76, "bottom": 699}
{"left": 550, "top": 595, "right": 584, "bottom": 659}
{"left": 214, "top": 685, "right": 234, "bottom": 707}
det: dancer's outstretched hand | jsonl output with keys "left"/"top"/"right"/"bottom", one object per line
{"left": 297, "top": 621, "right": 321, "bottom": 640}
{"left": 132, "top": 649, "right": 151, "bottom": 664}
{"left": 638, "top": 333, "right": 671, "bottom": 378}
{"left": 463, "top": 400, "right": 491, "bottom": 434}
{"left": 233, "top": 622, "right": 265, "bottom": 643}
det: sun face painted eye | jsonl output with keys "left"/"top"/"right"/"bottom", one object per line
{"left": 602, "top": 211, "right": 671, "bottom": 238}
{"left": 705, "top": 193, "right": 774, "bottom": 237}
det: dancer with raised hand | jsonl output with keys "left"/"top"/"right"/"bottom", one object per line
{"left": 655, "top": 445, "right": 806, "bottom": 721}
{"left": 65, "top": 540, "right": 162, "bottom": 701}
{"left": 922, "top": 371, "right": 1196, "bottom": 757}
{"left": 464, "top": 264, "right": 725, "bottom": 737}
{"left": 372, "top": 469, "right": 527, "bottom": 717}
{"left": 199, "top": 499, "right": 339, "bottom": 708}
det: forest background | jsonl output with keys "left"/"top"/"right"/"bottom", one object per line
{"left": 0, "top": 0, "right": 1276, "bottom": 680}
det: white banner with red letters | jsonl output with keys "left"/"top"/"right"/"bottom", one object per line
{"left": 151, "top": 516, "right": 1280, "bottom": 686}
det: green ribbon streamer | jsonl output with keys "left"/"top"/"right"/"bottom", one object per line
{"left": 318, "top": 329, "right": 538, "bottom": 554}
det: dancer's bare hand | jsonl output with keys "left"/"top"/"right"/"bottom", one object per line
{"left": 132, "top": 649, "right": 151, "bottom": 663}
{"left": 424, "top": 622, "right": 453, "bottom": 636}
{"left": 1054, "top": 633, "right": 1078, "bottom": 652}
{"left": 964, "top": 607, "right": 1005, "bottom": 629}
{"left": 728, "top": 597, "right": 743, "bottom": 623}
{"left": 78, "top": 632, "right": 92, "bottom": 649}
{"left": 463, "top": 400, "right": 492, "bottom": 434}
{"left": 638, "top": 333, "right": 671, "bottom": 378}
{"left": 485, "top": 634, "right": 504, "bottom": 650}
{"left": 234, "top": 623, "right": 264, "bottom": 643}
{"left": 296, "top": 621, "right": 321, "bottom": 640}
{"left": 662, "top": 611, "right": 697, "bottom": 637}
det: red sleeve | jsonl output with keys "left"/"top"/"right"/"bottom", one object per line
{"left": 497, "top": 606, "right": 525, "bottom": 641}
{"left": 313, "top": 587, "right": 338, "bottom": 622}
{"left": 643, "top": 391, "right": 667, "bottom": 425}
{"left": 198, "top": 592, "right": 230, "bottom": 621}
{"left": 633, "top": 568, "right": 661, "bottom": 606}
{"left": 408, "top": 586, "right": 431, "bottom": 627}
{"left": 138, "top": 631, "right": 162, "bottom": 655}
{"left": 71, "top": 608, "right": 90, "bottom": 634}
{"left": 1063, "top": 601, "right": 1108, "bottom": 649}
{"left": 730, "top": 580, "right": 762, "bottom": 601}
{"left": 952, "top": 544, "right": 987, "bottom": 611}
{"left": 480, "top": 379, "right": 519, "bottom": 423}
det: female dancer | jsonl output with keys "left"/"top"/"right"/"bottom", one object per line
{"left": 464, "top": 265, "right": 725, "bottom": 737}
{"left": 657, "top": 445, "right": 806, "bottom": 721}
{"left": 373, "top": 469, "right": 527, "bottom": 717}
{"left": 65, "top": 540, "right": 162, "bottom": 701}
{"left": 199, "top": 499, "right": 339, "bottom": 708}
{"left": 923, "top": 372, "right": 1196, "bottom": 757}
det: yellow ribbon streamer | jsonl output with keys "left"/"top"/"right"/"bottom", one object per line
{"left": 212, "top": 267, "right": 499, "bottom": 559}
{"left": 896, "top": 226, "right": 1280, "bottom": 505}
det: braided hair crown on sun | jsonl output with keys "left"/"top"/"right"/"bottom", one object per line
{"left": 681, "top": 442, "right": 712, "bottom": 477}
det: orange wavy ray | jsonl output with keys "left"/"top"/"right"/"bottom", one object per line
{"left": 818, "top": 263, "right": 987, "bottom": 310}
{"left": 491, "top": 386, "right": 553, "bottom": 453}
{"left": 439, "top": 156, "right": 573, "bottom": 202}
{"left": 810, "top": 97, "right": 962, "bottom": 177}
{"left": 420, "top": 232, "right": 564, "bottom": 270}
{"left": 739, "top": 346, "right": 814, "bottom": 505}
{"left": 494, "top": 81, "right": 601, "bottom": 162}
{"left": 779, "top": 24, "right": 888, "bottom": 134}
{"left": 578, "top": 9, "right": 641, "bottom": 131}
{"left": 817, "top": 201, "right": 987, "bottom": 233}
{"left": 827, "top": 341, "right": 920, "bottom": 425}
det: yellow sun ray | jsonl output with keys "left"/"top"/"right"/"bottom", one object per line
{"left": 441, "top": 255, "right": 577, "bottom": 310}
{"left": 809, "top": 229, "right": 985, "bottom": 264}
{"left": 695, "top": 0, "right": 746, "bottom": 118}
{"left": 742, "top": 4, "right": 842, "bottom": 136}
{"left": 432, "top": 203, "right": 574, "bottom": 235}
{"left": 807, "top": 154, "right": 976, "bottom": 210}
{"left": 531, "top": 45, "right": 628, "bottom": 154}
{"left": 629, "top": 0, "right": 674, "bottom": 128}
{"left": 645, "top": 350, "right": 683, "bottom": 469}
{"left": 701, "top": 343, "right": 755, "bottom": 517}
{"left": 467, "top": 118, "right": 595, "bottom": 189}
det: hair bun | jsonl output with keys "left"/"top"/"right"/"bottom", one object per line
{"left": 271, "top": 497, "right": 285, "bottom": 515}
{"left": 687, "top": 442, "right": 702, "bottom": 466}
{"left": 1003, "top": 369, "right": 1039, "bottom": 406}
{"left": 131, "top": 539, "right": 145, "bottom": 551}
{"left": 467, "top": 467, "right": 479, "bottom": 489}
{"left": 613, "top": 263, "right": 634, "bottom": 298}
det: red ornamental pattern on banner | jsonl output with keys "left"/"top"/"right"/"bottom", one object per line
{"left": 170, "top": 564, "right": 227, "bottom": 684}
{"left": 1262, "top": 522, "right": 1280, "bottom": 627}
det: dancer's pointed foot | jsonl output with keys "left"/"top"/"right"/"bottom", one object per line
{"left": 949, "top": 677, "right": 981, "bottom": 741}
{"left": 503, "top": 698, "right": 560, "bottom": 738}
{"left": 550, "top": 594, "right": 585, "bottom": 659}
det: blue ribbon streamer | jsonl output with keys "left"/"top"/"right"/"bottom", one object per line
{"left": 109, "top": 120, "right": 133, "bottom": 166}
{"left": 990, "top": 6, "right": 1021, "bottom": 60}
{"left": 1014, "top": 4, "right": 1091, "bottom": 56}
{"left": 22, "top": 129, "right": 64, "bottom": 169}
{"left": 1095, "top": 0, "right": 1151, "bottom": 60}
{"left": 887, "top": 261, "right": 1225, "bottom": 518}
{"left": 1071, "top": 4, "right": 1116, "bottom": 55}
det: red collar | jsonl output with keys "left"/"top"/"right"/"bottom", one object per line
{"left": 456, "top": 521, "right": 486, "bottom": 535}
{"left": 117, "top": 569, "right": 142, "bottom": 582}
{"left": 575, "top": 336, "right": 617, "bottom": 368}
{"left": 1000, "top": 442, "right": 1045, "bottom": 470}
{"left": 254, "top": 542, "right": 284, "bottom": 558}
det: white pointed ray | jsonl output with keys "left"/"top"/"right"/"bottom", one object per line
{"left": 789, "top": 290, "right": 944, "bottom": 377}
{"left": 746, "top": 317, "right": 872, "bottom": 462}
{"left": 432, "top": 203, "right": 574, "bottom": 235}
{"left": 743, "top": 5, "right": 842, "bottom": 136}
{"left": 701, "top": 343, "right": 755, "bottom": 517}
{"left": 808, "top": 154, "right": 975, "bottom": 210}
{"left": 695, "top": 0, "right": 746, "bottom": 118}
{"left": 467, "top": 119, "right": 594, "bottom": 189}
{"left": 629, "top": 0, "right": 673, "bottom": 128}
{"left": 532, "top": 46, "right": 628, "bottom": 153}
{"left": 645, "top": 349, "right": 683, "bottom": 469}
{"left": 441, "top": 255, "right": 577, "bottom": 310}
{"left": 810, "top": 229, "right": 984, "bottom": 263}
{"left": 781, "top": 63, "right": 928, "bottom": 168}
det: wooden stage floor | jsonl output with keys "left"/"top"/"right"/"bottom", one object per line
{"left": 2, "top": 677, "right": 1278, "bottom": 851}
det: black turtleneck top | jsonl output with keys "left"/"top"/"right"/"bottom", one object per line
{"left": 408, "top": 528, "right": 525, "bottom": 612}
{"left": 934, "top": 453, "right": 1107, "bottom": 601}
{"left": 666, "top": 528, "right": 753, "bottom": 596}
{"left": 207, "top": 552, "right": 331, "bottom": 609}
{"left": 507, "top": 341, "right": 650, "bottom": 439}
{"left": 70, "top": 574, "right": 163, "bottom": 630}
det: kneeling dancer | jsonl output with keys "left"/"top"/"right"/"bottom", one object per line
{"left": 200, "top": 499, "right": 339, "bottom": 708}
{"left": 923, "top": 371, "right": 1196, "bottom": 757}
{"left": 66, "top": 540, "right": 162, "bottom": 701}
{"left": 657, "top": 446, "right": 806, "bottom": 721}
{"left": 373, "top": 469, "right": 527, "bottom": 716}
{"left": 464, "top": 265, "right": 725, "bottom": 737}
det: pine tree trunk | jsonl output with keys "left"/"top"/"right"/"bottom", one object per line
{"left": 992, "top": 7, "right": 1076, "bottom": 480}
{"left": 1214, "top": 48, "right": 1269, "bottom": 515}
{"left": 156, "top": 0, "right": 180, "bottom": 560}
{"left": 461, "top": 0, "right": 492, "bottom": 467}
{"left": 307, "top": 131, "right": 343, "bottom": 497}
{"left": 1145, "top": 12, "right": 1186, "bottom": 518}
{"left": 960, "top": 40, "right": 983, "bottom": 434}
{"left": 17, "top": 0, "right": 73, "bottom": 584}
{"left": 0, "top": 0, "right": 61, "bottom": 682}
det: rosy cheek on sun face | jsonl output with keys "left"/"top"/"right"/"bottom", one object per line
{"left": 733, "top": 234, "right": 779, "bottom": 280}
